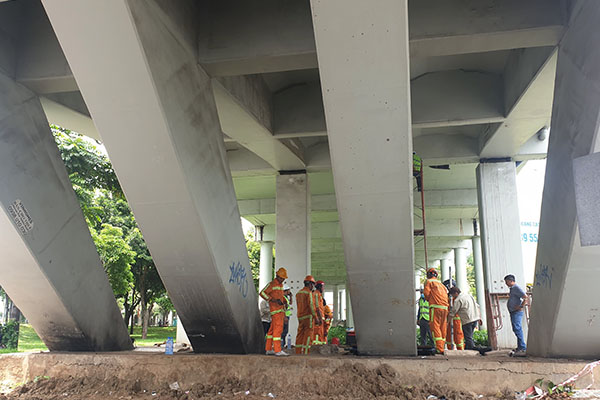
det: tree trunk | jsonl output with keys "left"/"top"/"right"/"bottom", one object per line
{"left": 140, "top": 267, "right": 148, "bottom": 339}
{"left": 9, "top": 303, "right": 21, "bottom": 322}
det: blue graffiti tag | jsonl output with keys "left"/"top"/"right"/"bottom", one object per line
{"left": 535, "top": 264, "right": 553, "bottom": 289}
{"left": 229, "top": 261, "right": 249, "bottom": 298}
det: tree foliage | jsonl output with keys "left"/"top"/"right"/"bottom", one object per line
{"left": 91, "top": 224, "right": 135, "bottom": 297}
{"left": 53, "top": 125, "right": 169, "bottom": 337}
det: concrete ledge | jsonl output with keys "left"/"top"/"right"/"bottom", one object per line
{"left": 0, "top": 353, "right": 596, "bottom": 396}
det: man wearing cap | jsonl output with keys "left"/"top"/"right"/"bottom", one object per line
{"left": 423, "top": 268, "right": 449, "bottom": 354}
{"left": 259, "top": 267, "right": 289, "bottom": 356}
{"left": 296, "top": 275, "right": 319, "bottom": 354}
{"left": 280, "top": 285, "right": 293, "bottom": 347}
{"left": 313, "top": 280, "right": 326, "bottom": 345}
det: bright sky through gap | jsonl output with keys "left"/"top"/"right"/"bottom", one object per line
{"left": 516, "top": 159, "right": 546, "bottom": 285}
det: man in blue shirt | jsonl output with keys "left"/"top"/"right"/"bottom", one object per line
{"left": 504, "top": 274, "right": 528, "bottom": 356}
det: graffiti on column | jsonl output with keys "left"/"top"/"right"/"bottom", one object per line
{"left": 535, "top": 264, "right": 553, "bottom": 289}
{"left": 229, "top": 261, "right": 249, "bottom": 298}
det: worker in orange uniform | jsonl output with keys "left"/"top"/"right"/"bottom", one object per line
{"left": 446, "top": 313, "right": 465, "bottom": 350}
{"left": 323, "top": 300, "right": 333, "bottom": 344}
{"left": 296, "top": 275, "right": 319, "bottom": 354}
{"left": 259, "top": 267, "right": 289, "bottom": 356}
{"left": 423, "top": 268, "right": 449, "bottom": 354}
{"left": 313, "top": 280, "right": 326, "bottom": 345}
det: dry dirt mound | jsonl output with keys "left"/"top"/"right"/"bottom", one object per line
{"left": 1, "top": 361, "right": 513, "bottom": 400}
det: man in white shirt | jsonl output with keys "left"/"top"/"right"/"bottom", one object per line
{"left": 259, "top": 299, "right": 271, "bottom": 335}
{"left": 448, "top": 287, "right": 480, "bottom": 350}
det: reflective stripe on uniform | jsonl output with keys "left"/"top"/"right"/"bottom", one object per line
{"left": 266, "top": 335, "right": 273, "bottom": 339}
{"left": 453, "top": 316, "right": 461, "bottom": 321}
{"left": 430, "top": 304, "right": 448, "bottom": 310}
{"left": 271, "top": 286, "right": 283, "bottom": 290}
{"left": 273, "top": 337, "right": 281, "bottom": 341}
{"left": 270, "top": 309, "right": 285, "bottom": 315}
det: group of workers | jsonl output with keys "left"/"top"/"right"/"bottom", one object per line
{"left": 259, "top": 268, "right": 333, "bottom": 356}
{"left": 420, "top": 268, "right": 527, "bottom": 356}
{"left": 419, "top": 268, "right": 482, "bottom": 354}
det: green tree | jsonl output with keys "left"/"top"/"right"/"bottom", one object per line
{"left": 91, "top": 224, "right": 135, "bottom": 298}
{"left": 466, "top": 254, "right": 477, "bottom": 297}
{"left": 53, "top": 125, "right": 171, "bottom": 336}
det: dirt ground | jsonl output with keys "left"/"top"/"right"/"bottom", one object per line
{"left": 0, "top": 361, "right": 511, "bottom": 400}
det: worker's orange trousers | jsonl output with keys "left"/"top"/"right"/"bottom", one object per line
{"left": 295, "top": 316, "right": 314, "bottom": 354}
{"left": 429, "top": 305, "right": 448, "bottom": 354}
{"left": 265, "top": 312, "right": 284, "bottom": 353}
{"left": 446, "top": 316, "right": 465, "bottom": 350}
{"left": 313, "top": 323, "right": 325, "bottom": 345}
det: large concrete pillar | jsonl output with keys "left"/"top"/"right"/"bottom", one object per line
{"left": 477, "top": 161, "right": 526, "bottom": 349}
{"left": 43, "top": 0, "right": 263, "bottom": 353}
{"left": 0, "top": 73, "right": 131, "bottom": 351}
{"left": 333, "top": 285, "right": 339, "bottom": 322}
{"left": 472, "top": 236, "right": 487, "bottom": 330}
{"left": 527, "top": 1, "right": 600, "bottom": 358}
{"left": 454, "top": 247, "right": 469, "bottom": 293}
{"left": 275, "top": 173, "right": 310, "bottom": 344}
{"left": 441, "top": 259, "right": 451, "bottom": 282}
{"left": 258, "top": 241, "right": 274, "bottom": 292}
{"left": 311, "top": 0, "right": 415, "bottom": 355}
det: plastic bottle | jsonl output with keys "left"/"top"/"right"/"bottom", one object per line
{"left": 165, "top": 337, "right": 174, "bottom": 355}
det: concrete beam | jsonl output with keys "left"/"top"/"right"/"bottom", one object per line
{"left": 213, "top": 75, "right": 306, "bottom": 171}
{"left": 0, "top": 73, "right": 131, "bottom": 351}
{"left": 528, "top": 0, "right": 600, "bottom": 358}
{"left": 480, "top": 47, "right": 557, "bottom": 157}
{"left": 40, "top": 96, "right": 100, "bottom": 140}
{"left": 411, "top": 70, "right": 504, "bottom": 128}
{"left": 312, "top": 0, "right": 415, "bottom": 355}
{"left": 272, "top": 71, "right": 505, "bottom": 140}
{"left": 199, "top": 0, "right": 564, "bottom": 76}
{"left": 43, "top": 0, "right": 264, "bottom": 354}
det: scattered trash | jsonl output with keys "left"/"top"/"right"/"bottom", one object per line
{"left": 245, "top": 390, "right": 251, "bottom": 395}
{"left": 427, "top": 396, "right": 438, "bottom": 400}
{"left": 151, "top": 390, "right": 157, "bottom": 396}
{"left": 267, "top": 393, "right": 276, "bottom": 398}
{"left": 169, "top": 381, "right": 180, "bottom": 391}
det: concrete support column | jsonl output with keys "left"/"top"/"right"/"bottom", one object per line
{"left": 43, "top": 0, "right": 263, "bottom": 353}
{"left": 477, "top": 161, "right": 525, "bottom": 349}
{"left": 441, "top": 259, "right": 451, "bottom": 282}
{"left": 333, "top": 285, "right": 340, "bottom": 322}
{"left": 454, "top": 247, "right": 468, "bottom": 293}
{"left": 472, "top": 236, "right": 487, "bottom": 329}
{"left": 258, "top": 241, "right": 274, "bottom": 292}
{"left": 0, "top": 73, "right": 131, "bottom": 351}
{"left": 527, "top": 1, "right": 600, "bottom": 358}
{"left": 311, "top": 0, "right": 415, "bottom": 355}
{"left": 346, "top": 288, "right": 354, "bottom": 328}
{"left": 275, "top": 173, "right": 310, "bottom": 344}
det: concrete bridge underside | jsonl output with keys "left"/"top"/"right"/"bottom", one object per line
{"left": 0, "top": 0, "right": 597, "bottom": 357}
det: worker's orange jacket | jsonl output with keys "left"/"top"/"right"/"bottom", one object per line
{"left": 296, "top": 287, "right": 317, "bottom": 320}
{"left": 315, "top": 290, "right": 324, "bottom": 321}
{"left": 423, "top": 278, "right": 449, "bottom": 307}
{"left": 259, "top": 279, "right": 285, "bottom": 315}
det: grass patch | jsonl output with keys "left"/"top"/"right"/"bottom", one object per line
{"left": 0, "top": 324, "right": 177, "bottom": 353}
{"left": 18, "top": 324, "right": 47, "bottom": 352}
{"left": 130, "top": 326, "right": 176, "bottom": 347}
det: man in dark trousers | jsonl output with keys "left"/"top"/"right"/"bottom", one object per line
{"left": 505, "top": 274, "right": 528, "bottom": 356}
{"left": 417, "top": 288, "right": 433, "bottom": 347}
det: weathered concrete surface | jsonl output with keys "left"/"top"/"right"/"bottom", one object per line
{"left": 275, "top": 173, "right": 311, "bottom": 344}
{"left": 42, "top": 0, "right": 263, "bottom": 353}
{"left": 311, "top": 0, "right": 415, "bottom": 355}
{"left": 1, "top": 353, "right": 598, "bottom": 396}
{"left": 0, "top": 73, "right": 131, "bottom": 351}
{"left": 528, "top": 0, "right": 600, "bottom": 358}
{"left": 476, "top": 162, "right": 526, "bottom": 349}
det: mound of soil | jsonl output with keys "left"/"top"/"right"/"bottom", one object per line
{"left": 1, "top": 361, "right": 512, "bottom": 400}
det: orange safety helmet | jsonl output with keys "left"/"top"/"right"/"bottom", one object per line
{"left": 427, "top": 268, "right": 438, "bottom": 277}
{"left": 304, "top": 275, "right": 316, "bottom": 283}
{"left": 276, "top": 267, "right": 288, "bottom": 279}
{"left": 316, "top": 280, "right": 325, "bottom": 286}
